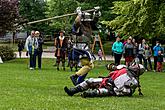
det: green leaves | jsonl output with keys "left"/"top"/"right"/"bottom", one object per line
{"left": 105, "top": 0, "right": 165, "bottom": 39}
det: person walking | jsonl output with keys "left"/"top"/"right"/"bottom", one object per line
{"left": 18, "top": 40, "right": 24, "bottom": 58}
{"left": 112, "top": 36, "right": 123, "bottom": 65}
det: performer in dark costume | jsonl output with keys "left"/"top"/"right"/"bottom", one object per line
{"left": 55, "top": 31, "right": 68, "bottom": 71}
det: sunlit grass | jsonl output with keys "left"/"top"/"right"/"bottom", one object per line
{"left": 0, "top": 59, "right": 165, "bottom": 110}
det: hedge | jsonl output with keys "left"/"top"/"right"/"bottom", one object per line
{"left": 0, "top": 46, "right": 16, "bottom": 61}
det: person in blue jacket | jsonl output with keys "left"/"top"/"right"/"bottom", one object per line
{"left": 112, "top": 36, "right": 123, "bottom": 65}
{"left": 153, "top": 41, "right": 163, "bottom": 71}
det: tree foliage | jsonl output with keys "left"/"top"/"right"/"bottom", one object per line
{"left": 0, "top": 0, "right": 19, "bottom": 36}
{"left": 19, "top": 0, "right": 49, "bottom": 34}
{"left": 46, "top": 0, "right": 115, "bottom": 33}
{"left": 103, "top": 0, "right": 165, "bottom": 39}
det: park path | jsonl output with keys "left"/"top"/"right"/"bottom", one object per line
{"left": 14, "top": 51, "right": 155, "bottom": 62}
{"left": 14, "top": 51, "right": 118, "bottom": 61}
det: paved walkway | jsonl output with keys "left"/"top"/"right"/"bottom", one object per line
{"left": 14, "top": 52, "right": 117, "bottom": 60}
{"left": 14, "top": 51, "right": 155, "bottom": 61}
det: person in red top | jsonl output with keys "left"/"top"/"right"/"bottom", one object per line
{"left": 64, "top": 63, "right": 145, "bottom": 97}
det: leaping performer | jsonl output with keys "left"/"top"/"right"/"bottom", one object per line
{"left": 70, "top": 48, "right": 94, "bottom": 86}
{"left": 64, "top": 62, "right": 145, "bottom": 98}
{"left": 69, "top": 6, "right": 101, "bottom": 85}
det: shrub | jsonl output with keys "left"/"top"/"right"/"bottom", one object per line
{"left": 0, "top": 46, "right": 16, "bottom": 61}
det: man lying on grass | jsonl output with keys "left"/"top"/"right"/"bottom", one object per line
{"left": 64, "top": 63, "right": 145, "bottom": 98}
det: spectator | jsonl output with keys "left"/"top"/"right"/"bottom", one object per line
{"left": 153, "top": 41, "right": 163, "bottom": 72}
{"left": 157, "top": 51, "right": 163, "bottom": 72}
{"left": 36, "top": 31, "right": 44, "bottom": 69}
{"left": 123, "top": 37, "right": 136, "bottom": 66}
{"left": 25, "top": 31, "right": 35, "bottom": 70}
{"left": 17, "top": 40, "right": 24, "bottom": 58}
{"left": 112, "top": 36, "right": 123, "bottom": 65}
{"left": 32, "top": 31, "right": 39, "bottom": 69}
{"left": 144, "top": 44, "right": 153, "bottom": 71}
{"left": 138, "top": 39, "right": 146, "bottom": 64}
{"left": 98, "top": 49, "right": 103, "bottom": 61}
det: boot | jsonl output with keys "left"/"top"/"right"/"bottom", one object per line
{"left": 64, "top": 86, "right": 83, "bottom": 96}
{"left": 81, "top": 89, "right": 98, "bottom": 98}
{"left": 70, "top": 74, "right": 79, "bottom": 86}
{"left": 57, "top": 64, "right": 59, "bottom": 71}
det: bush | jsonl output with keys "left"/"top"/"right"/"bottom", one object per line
{"left": 0, "top": 46, "right": 16, "bottom": 61}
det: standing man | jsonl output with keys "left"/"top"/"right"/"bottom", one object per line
{"left": 25, "top": 31, "right": 35, "bottom": 70}
{"left": 55, "top": 31, "right": 68, "bottom": 71}
{"left": 123, "top": 37, "right": 136, "bottom": 66}
{"left": 112, "top": 36, "right": 123, "bottom": 65}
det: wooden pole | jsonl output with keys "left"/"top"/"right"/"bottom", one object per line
{"left": 27, "top": 9, "right": 95, "bottom": 25}
{"left": 92, "top": 34, "right": 106, "bottom": 61}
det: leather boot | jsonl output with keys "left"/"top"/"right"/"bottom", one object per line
{"left": 81, "top": 89, "right": 98, "bottom": 98}
{"left": 64, "top": 86, "right": 83, "bottom": 96}
{"left": 70, "top": 74, "right": 79, "bottom": 86}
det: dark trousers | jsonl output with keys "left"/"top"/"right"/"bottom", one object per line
{"left": 114, "top": 53, "right": 122, "bottom": 66}
{"left": 145, "top": 57, "right": 152, "bottom": 70}
{"left": 33, "top": 49, "right": 38, "bottom": 68}
{"left": 154, "top": 56, "right": 158, "bottom": 70}
{"left": 138, "top": 54, "right": 147, "bottom": 69}
{"left": 138, "top": 54, "right": 145, "bottom": 64}
{"left": 38, "top": 51, "right": 42, "bottom": 69}
{"left": 29, "top": 53, "right": 34, "bottom": 68}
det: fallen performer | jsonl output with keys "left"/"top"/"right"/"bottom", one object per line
{"left": 64, "top": 63, "right": 145, "bottom": 98}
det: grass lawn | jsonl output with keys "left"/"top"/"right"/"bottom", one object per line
{"left": 0, "top": 59, "right": 165, "bottom": 110}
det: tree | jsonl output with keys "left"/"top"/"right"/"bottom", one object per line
{"left": 19, "top": 0, "right": 49, "bottom": 34}
{"left": 103, "top": 0, "right": 165, "bottom": 39}
{"left": 47, "top": 0, "right": 78, "bottom": 33}
{"left": 0, "top": 0, "right": 19, "bottom": 36}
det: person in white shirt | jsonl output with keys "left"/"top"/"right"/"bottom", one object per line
{"left": 25, "top": 30, "right": 36, "bottom": 70}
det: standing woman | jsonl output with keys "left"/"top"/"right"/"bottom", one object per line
{"left": 35, "top": 31, "right": 44, "bottom": 69}
{"left": 112, "top": 36, "right": 123, "bottom": 65}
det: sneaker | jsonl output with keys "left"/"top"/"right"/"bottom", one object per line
{"left": 29, "top": 67, "right": 34, "bottom": 70}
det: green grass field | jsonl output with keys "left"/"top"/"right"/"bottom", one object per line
{"left": 0, "top": 59, "right": 165, "bottom": 110}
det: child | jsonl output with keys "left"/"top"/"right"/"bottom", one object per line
{"left": 98, "top": 49, "right": 103, "bottom": 61}
{"left": 157, "top": 51, "right": 163, "bottom": 72}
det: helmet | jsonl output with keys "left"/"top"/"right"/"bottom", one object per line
{"left": 138, "top": 64, "right": 145, "bottom": 75}
{"left": 106, "top": 63, "right": 116, "bottom": 71}
{"left": 129, "top": 63, "right": 145, "bottom": 76}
